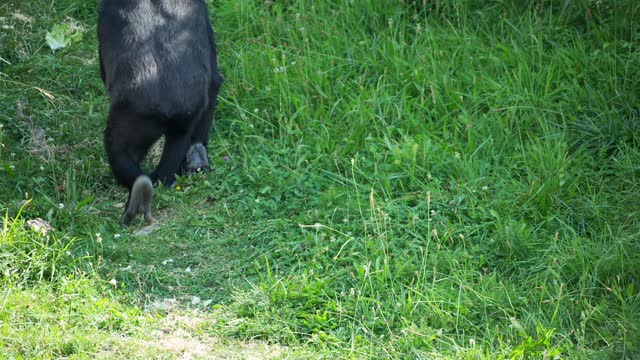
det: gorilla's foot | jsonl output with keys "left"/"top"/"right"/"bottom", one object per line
{"left": 121, "top": 175, "right": 154, "bottom": 226}
{"left": 183, "top": 143, "right": 209, "bottom": 174}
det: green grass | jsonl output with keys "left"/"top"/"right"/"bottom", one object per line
{"left": 1, "top": 0, "right": 639, "bottom": 358}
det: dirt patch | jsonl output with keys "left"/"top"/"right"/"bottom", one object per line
{"left": 99, "top": 312, "right": 287, "bottom": 359}
{"left": 16, "top": 101, "right": 55, "bottom": 160}
{"left": 152, "top": 314, "right": 286, "bottom": 359}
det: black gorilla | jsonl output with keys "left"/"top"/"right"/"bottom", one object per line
{"left": 98, "top": 0, "right": 222, "bottom": 225}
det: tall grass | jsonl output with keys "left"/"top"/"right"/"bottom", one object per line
{"left": 209, "top": 0, "right": 640, "bottom": 357}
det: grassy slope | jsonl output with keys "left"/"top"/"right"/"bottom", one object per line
{"left": 1, "top": 0, "right": 639, "bottom": 358}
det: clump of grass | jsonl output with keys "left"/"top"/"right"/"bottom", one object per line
{"left": 1, "top": 204, "right": 78, "bottom": 284}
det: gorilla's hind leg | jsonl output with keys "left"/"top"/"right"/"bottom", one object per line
{"left": 181, "top": 76, "right": 221, "bottom": 175}
{"left": 105, "top": 104, "right": 162, "bottom": 225}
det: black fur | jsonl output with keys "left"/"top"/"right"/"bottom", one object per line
{"left": 98, "top": 0, "right": 222, "bottom": 224}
